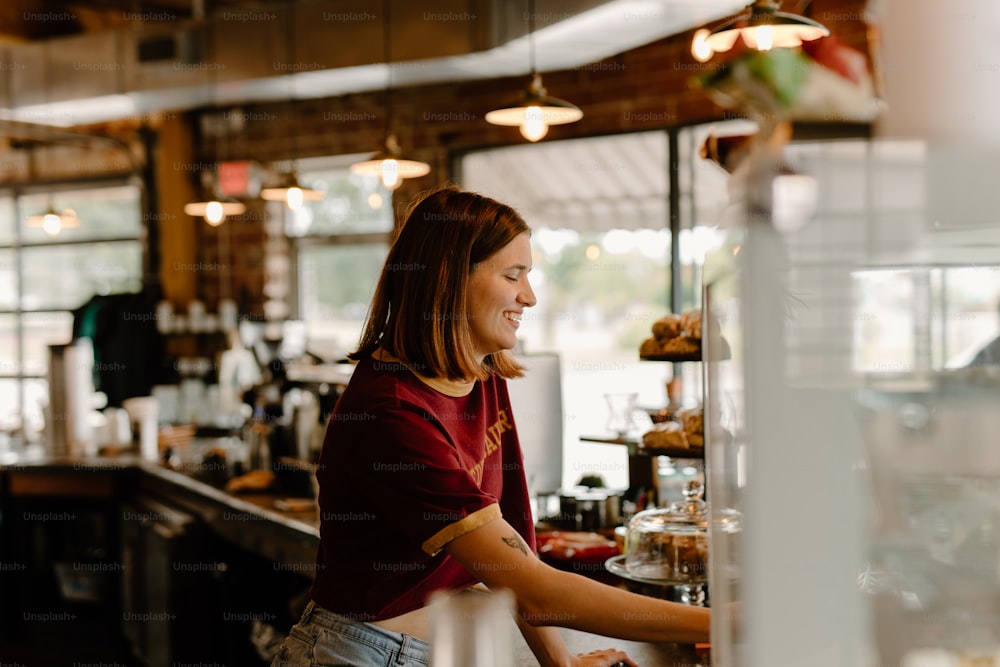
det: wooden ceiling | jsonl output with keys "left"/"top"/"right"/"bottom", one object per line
{"left": 0, "top": 0, "right": 254, "bottom": 43}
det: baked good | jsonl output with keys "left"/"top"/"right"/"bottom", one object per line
{"left": 639, "top": 336, "right": 662, "bottom": 358}
{"left": 641, "top": 422, "right": 689, "bottom": 451}
{"left": 679, "top": 407, "right": 704, "bottom": 437}
{"left": 659, "top": 336, "right": 700, "bottom": 356}
{"left": 651, "top": 314, "right": 682, "bottom": 340}
{"left": 680, "top": 308, "right": 702, "bottom": 340}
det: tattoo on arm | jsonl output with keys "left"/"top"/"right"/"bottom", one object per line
{"left": 502, "top": 533, "right": 528, "bottom": 556}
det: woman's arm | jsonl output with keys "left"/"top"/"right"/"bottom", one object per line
{"left": 514, "top": 618, "right": 638, "bottom": 667}
{"left": 445, "top": 516, "right": 710, "bottom": 644}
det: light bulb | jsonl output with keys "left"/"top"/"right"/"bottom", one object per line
{"left": 286, "top": 186, "right": 304, "bottom": 211}
{"left": 368, "top": 192, "right": 384, "bottom": 209}
{"left": 754, "top": 25, "right": 774, "bottom": 51}
{"left": 520, "top": 106, "right": 548, "bottom": 142}
{"left": 691, "top": 28, "right": 713, "bottom": 62}
{"left": 205, "top": 201, "right": 225, "bottom": 225}
{"left": 380, "top": 159, "right": 401, "bottom": 190}
{"left": 42, "top": 213, "right": 61, "bottom": 236}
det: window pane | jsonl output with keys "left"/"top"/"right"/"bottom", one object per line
{"left": 20, "top": 185, "right": 141, "bottom": 243}
{"left": 298, "top": 242, "right": 387, "bottom": 359}
{"left": 22, "top": 242, "right": 142, "bottom": 310}
{"left": 22, "top": 312, "right": 74, "bottom": 376}
{"left": 0, "top": 378, "right": 19, "bottom": 432}
{"left": 0, "top": 249, "right": 16, "bottom": 309}
{"left": 461, "top": 132, "right": 672, "bottom": 489}
{"left": 286, "top": 170, "right": 393, "bottom": 237}
{"left": 934, "top": 267, "right": 1000, "bottom": 368}
{"left": 0, "top": 315, "right": 16, "bottom": 375}
{"left": 0, "top": 195, "right": 14, "bottom": 245}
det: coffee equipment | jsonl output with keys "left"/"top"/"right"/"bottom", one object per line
{"left": 46, "top": 340, "right": 101, "bottom": 457}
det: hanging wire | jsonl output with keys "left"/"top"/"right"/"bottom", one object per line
{"left": 527, "top": 0, "right": 536, "bottom": 75}
{"left": 285, "top": 5, "right": 298, "bottom": 169}
{"left": 382, "top": 0, "right": 393, "bottom": 139}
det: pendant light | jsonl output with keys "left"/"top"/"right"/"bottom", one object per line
{"left": 184, "top": 23, "right": 247, "bottom": 226}
{"left": 26, "top": 206, "right": 80, "bottom": 237}
{"left": 261, "top": 5, "right": 325, "bottom": 208}
{"left": 692, "top": 0, "right": 828, "bottom": 62}
{"left": 485, "top": 0, "right": 582, "bottom": 142}
{"left": 184, "top": 199, "right": 246, "bottom": 226}
{"left": 350, "top": 0, "right": 430, "bottom": 190}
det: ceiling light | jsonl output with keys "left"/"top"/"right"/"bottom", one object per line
{"left": 485, "top": 72, "right": 583, "bottom": 142}
{"left": 350, "top": 134, "right": 431, "bottom": 191}
{"left": 184, "top": 199, "right": 246, "bottom": 226}
{"left": 260, "top": 171, "right": 325, "bottom": 210}
{"left": 692, "top": 0, "right": 828, "bottom": 62}
{"left": 26, "top": 207, "right": 80, "bottom": 236}
{"left": 350, "top": 0, "right": 431, "bottom": 191}
{"left": 486, "top": 0, "right": 583, "bottom": 141}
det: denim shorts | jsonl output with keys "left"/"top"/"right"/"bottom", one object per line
{"left": 271, "top": 601, "right": 431, "bottom": 667}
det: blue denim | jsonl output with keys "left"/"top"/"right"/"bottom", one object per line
{"left": 271, "top": 601, "right": 431, "bottom": 667}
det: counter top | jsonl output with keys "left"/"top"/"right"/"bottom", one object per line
{"left": 1, "top": 453, "right": 708, "bottom": 666}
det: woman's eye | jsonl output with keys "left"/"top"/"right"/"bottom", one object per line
{"left": 505, "top": 275, "right": 518, "bottom": 282}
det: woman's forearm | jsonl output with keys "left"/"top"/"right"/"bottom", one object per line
{"left": 515, "top": 618, "right": 574, "bottom": 667}
{"left": 520, "top": 564, "right": 710, "bottom": 644}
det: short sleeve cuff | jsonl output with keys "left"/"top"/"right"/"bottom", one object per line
{"left": 421, "top": 504, "right": 501, "bottom": 556}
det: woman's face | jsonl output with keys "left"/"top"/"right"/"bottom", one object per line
{"left": 467, "top": 233, "right": 537, "bottom": 362}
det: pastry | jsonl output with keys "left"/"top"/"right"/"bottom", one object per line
{"left": 679, "top": 407, "right": 704, "bottom": 437}
{"left": 652, "top": 314, "right": 682, "bottom": 340}
{"left": 680, "top": 308, "right": 703, "bottom": 340}
{"left": 659, "top": 336, "right": 700, "bottom": 356}
{"left": 639, "top": 336, "right": 662, "bottom": 358}
{"left": 641, "top": 422, "right": 689, "bottom": 451}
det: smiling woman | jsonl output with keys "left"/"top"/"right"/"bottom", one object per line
{"left": 269, "top": 186, "right": 710, "bottom": 667}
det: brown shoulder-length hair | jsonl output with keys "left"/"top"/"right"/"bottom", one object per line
{"left": 351, "top": 185, "right": 530, "bottom": 381}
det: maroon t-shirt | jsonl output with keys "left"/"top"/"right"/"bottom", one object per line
{"left": 309, "top": 352, "right": 537, "bottom": 621}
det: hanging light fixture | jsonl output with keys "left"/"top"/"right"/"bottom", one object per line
{"left": 261, "top": 6, "right": 325, "bottom": 208}
{"left": 26, "top": 206, "right": 80, "bottom": 237}
{"left": 184, "top": 24, "right": 247, "bottom": 226}
{"left": 184, "top": 198, "right": 246, "bottom": 227}
{"left": 350, "top": 0, "right": 430, "bottom": 190}
{"left": 691, "top": 0, "right": 829, "bottom": 62}
{"left": 485, "top": 0, "right": 582, "bottom": 142}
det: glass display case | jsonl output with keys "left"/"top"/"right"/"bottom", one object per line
{"left": 696, "top": 1, "right": 1000, "bottom": 663}
{"left": 702, "top": 170, "right": 1000, "bottom": 655}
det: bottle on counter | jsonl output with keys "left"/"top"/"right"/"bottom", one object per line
{"left": 244, "top": 407, "right": 272, "bottom": 472}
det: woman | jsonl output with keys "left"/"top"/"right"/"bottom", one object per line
{"left": 272, "top": 186, "right": 710, "bottom": 667}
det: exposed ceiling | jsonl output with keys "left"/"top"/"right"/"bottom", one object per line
{"left": 0, "top": 0, "right": 750, "bottom": 126}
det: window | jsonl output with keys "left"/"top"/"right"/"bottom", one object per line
{"left": 284, "top": 156, "right": 393, "bottom": 361}
{"left": 461, "top": 132, "right": 674, "bottom": 489}
{"left": 0, "top": 181, "right": 142, "bottom": 441}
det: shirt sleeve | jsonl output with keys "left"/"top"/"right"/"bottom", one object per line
{"left": 342, "top": 403, "right": 500, "bottom": 556}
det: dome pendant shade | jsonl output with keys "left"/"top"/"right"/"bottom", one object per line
{"left": 695, "top": 0, "right": 828, "bottom": 60}
{"left": 260, "top": 171, "right": 325, "bottom": 210}
{"left": 26, "top": 207, "right": 80, "bottom": 236}
{"left": 350, "top": 134, "right": 431, "bottom": 191}
{"left": 184, "top": 199, "right": 246, "bottom": 226}
{"left": 485, "top": 73, "right": 583, "bottom": 142}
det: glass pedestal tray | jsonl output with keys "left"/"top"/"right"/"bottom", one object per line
{"left": 605, "top": 555, "right": 709, "bottom": 606}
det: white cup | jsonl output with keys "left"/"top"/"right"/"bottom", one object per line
{"left": 122, "top": 396, "right": 159, "bottom": 462}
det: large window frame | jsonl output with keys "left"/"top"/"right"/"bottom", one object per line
{"left": 0, "top": 176, "right": 143, "bottom": 441}
{"left": 282, "top": 155, "right": 394, "bottom": 361}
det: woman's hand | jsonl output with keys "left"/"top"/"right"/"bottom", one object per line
{"left": 569, "top": 648, "right": 638, "bottom": 666}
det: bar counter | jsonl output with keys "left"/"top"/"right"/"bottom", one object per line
{"left": 0, "top": 452, "right": 706, "bottom": 666}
